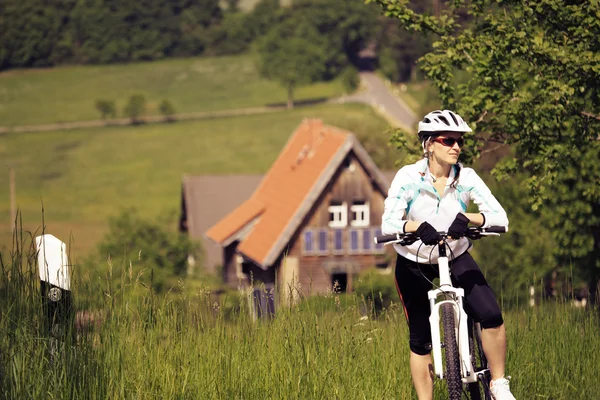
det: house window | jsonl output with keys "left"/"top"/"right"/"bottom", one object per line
{"left": 303, "top": 230, "right": 314, "bottom": 254}
{"left": 362, "top": 228, "right": 372, "bottom": 251}
{"left": 317, "top": 229, "right": 328, "bottom": 254}
{"left": 350, "top": 201, "right": 369, "bottom": 227}
{"left": 328, "top": 201, "right": 347, "bottom": 228}
{"left": 348, "top": 229, "right": 360, "bottom": 254}
{"left": 333, "top": 229, "right": 344, "bottom": 254}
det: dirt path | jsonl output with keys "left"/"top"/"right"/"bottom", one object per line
{"left": 337, "top": 72, "right": 418, "bottom": 131}
{"left": 0, "top": 105, "right": 290, "bottom": 134}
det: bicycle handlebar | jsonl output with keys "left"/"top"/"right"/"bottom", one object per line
{"left": 374, "top": 226, "right": 508, "bottom": 245}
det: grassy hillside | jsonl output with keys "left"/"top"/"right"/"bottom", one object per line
{"left": 0, "top": 103, "right": 390, "bottom": 257}
{"left": 0, "top": 53, "right": 345, "bottom": 126}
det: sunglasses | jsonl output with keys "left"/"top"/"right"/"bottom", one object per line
{"left": 432, "top": 137, "right": 464, "bottom": 147}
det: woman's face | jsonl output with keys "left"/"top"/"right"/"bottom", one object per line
{"left": 427, "top": 131, "right": 463, "bottom": 165}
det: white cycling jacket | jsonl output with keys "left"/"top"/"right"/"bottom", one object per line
{"left": 382, "top": 158, "right": 508, "bottom": 263}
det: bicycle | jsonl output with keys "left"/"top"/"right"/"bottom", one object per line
{"left": 375, "top": 225, "right": 507, "bottom": 400}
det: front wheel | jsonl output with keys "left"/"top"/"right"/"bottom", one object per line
{"left": 467, "top": 317, "right": 483, "bottom": 400}
{"left": 442, "top": 302, "right": 462, "bottom": 400}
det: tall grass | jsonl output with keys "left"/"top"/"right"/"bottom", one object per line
{"left": 2, "top": 227, "right": 599, "bottom": 399}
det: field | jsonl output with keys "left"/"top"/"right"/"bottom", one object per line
{"left": 1, "top": 246, "right": 599, "bottom": 400}
{"left": 0, "top": 53, "right": 345, "bottom": 127}
{"left": 0, "top": 102, "right": 390, "bottom": 257}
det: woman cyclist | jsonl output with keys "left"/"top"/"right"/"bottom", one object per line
{"left": 382, "top": 110, "right": 516, "bottom": 400}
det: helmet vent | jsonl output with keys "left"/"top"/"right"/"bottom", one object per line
{"left": 438, "top": 116, "right": 450, "bottom": 126}
{"left": 448, "top": 111, "right": 459, "bottom": 125}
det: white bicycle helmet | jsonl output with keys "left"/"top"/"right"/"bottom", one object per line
{"left": 417, "top": 110, "right": 472, "bottom": 141}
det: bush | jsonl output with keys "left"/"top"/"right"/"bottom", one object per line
{"left": 159, "top": 99, "right": 176, "bottom": 122}
{"left": 353, "top": 267, "right": 399, "bottom": 314}
{"left": 340, "top": 66, "right": 360, "bottom": 94}
{"left": 123, "top": 94, "right": 146, "bottom": 124}
{"left": 95, "top": 99, "right": 116, "bottom": 120}
{"left": 93, "top": 208, "right": 200, "bottom": 294}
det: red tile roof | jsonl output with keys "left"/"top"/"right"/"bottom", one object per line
{"left": 205, "top": 119, "right": 388, "bottom": 267}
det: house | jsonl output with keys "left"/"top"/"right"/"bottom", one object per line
{"left": 204, "top": 119, "right": 397, "bottom": 304}
{"left": 179, "top": 175, "right": 263, "bottom": 274}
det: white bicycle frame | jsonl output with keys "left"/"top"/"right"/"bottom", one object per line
{"left": 428, "top": 249, "right": 478, "bottom": 383}
{"left": 429, "top": 234, "right": 500, "bottom": 384}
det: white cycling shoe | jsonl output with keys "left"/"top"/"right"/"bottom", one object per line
{"left": 490, "top": 376, "right": 516, "bottom": 400}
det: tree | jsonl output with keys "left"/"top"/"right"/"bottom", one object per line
{"left": 245, "top": 0, "right": 282, "bottom": 39}
{"left": 158, "top": 99, "right": 176, "bottom": 122}
{"left": 373, "top": 0, "right": 600, "bottom": 301}
{"left": 123, "top": 94, "right": 146, "bottom": 124}
{"left": 257, "top": 19, "right": 327, "bottom": 108}
{"left": 97, "top": 209, "right": 199, "bottom": 293}
{"left": 377, "top": 19, "right": 432, "bottom": 83}
{"left": 95, "top": 99, "right": 116, "bottom": 120}
{"left": 288, "top": 0, "right": 380, "bottom": 77}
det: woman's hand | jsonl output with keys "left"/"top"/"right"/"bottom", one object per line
{"left": 416, "top": 222, "right": 442, "bottom": 245}
{"left": 448, "top": 213, "right": 470, "bottom": 239}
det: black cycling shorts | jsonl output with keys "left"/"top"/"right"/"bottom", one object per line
{"left": 394, "top": 251, "right": 504, "bottom": 356}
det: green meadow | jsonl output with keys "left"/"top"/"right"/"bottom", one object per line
{"left": 2, "top": 244, "right": 599, "bottom": 400}
{"left": 0, "top": 102, "right": 389, "bottom": 256}
{"left": 0, "top": 53, "right": 345, "bottom": 126}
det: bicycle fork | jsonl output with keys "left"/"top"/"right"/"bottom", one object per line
{"left": 428, "top": 251, "right": 478, "bottom": 383}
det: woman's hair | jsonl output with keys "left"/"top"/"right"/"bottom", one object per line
{"left": 451, "top": 164, "right": 461, "bottom": 189}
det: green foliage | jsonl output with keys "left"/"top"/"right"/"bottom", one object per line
{"left": 204, "top": 13, "right": 254, "bottom": 56}
{"left": 256, "top": 0, "right": 379, "bottom": 107}
{"left": 340, "top": 66, "right": 360, "bottom": 94}
{"left": 287, "top": 0, "right": 380, "bottom": 78}
{"left": 353, "top": 267, "right": 399, "bottom": 314}
{"left": 0, "top": 0, "right": 76, "bottom": 69}
{"left": 374, "top": 0, "right": 600, "bottom": 297}
{"left": 377, "top": 19, "right": 433, "bottom": 83}
{"left": 258, "top": 19, "right": 327, "bottom": 108}
{"left": 123, "top": 93, "right": 146, "bottom": 123}
{"left": 94, "top": 208, "right": 199, "bottom": 294}
{"left": 158, "top": 99, "right": 176, "bottom": 122}
{"left": 94, "top": 99, "right": 116, "bottom": 120}
{"left": 245, "top": 0, "right": 282, "bottom": 38}
{"left": 0, "top": 0, "right": 224, "bottom": 69}
{"left": 470, "top": 173, "right": 556, "bottom": 301}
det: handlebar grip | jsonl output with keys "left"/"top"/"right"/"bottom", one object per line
{"left": 374, "top": 234, "right": 400, "bottom": 244}
{"left": 484, "top": 226, "right": 508, "bottom": 233}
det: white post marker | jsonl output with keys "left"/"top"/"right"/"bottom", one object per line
{"left": 35, "top": 234, "right": 73, "bottom": 345}
{"left": 36, "top": 234, "right": 71, "bottom": 291}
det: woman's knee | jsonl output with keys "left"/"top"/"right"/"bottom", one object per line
{"left": 480, "top": 311, "right": 504, "bottom": 329}
{"left": 409, "top": 339, "right": 433, "bottom": 356}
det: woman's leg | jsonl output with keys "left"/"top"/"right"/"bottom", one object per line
{"left": 410, "top": 352, "right": 434, "bottom": 400}
{"left": 450, "top": 252, "right": 507, "bottom": 380}
{"left": 394, "top": 256, "right": 437, "bottom": 400}
{"left": 480, "top": 323, "right": 507, "bottom": 380}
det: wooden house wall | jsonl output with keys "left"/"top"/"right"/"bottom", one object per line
{"left": 282, "top": 152, "right": 393, "bottom": 296}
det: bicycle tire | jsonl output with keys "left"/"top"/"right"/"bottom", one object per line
{"left": 442, "top": 303, "right": 462, "bottom": 400}
{"left": 474, "top": 323, "right": 493, "bottom": 400}
{"left": 467, "top": 318, "right": 483, "bottom": 400}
